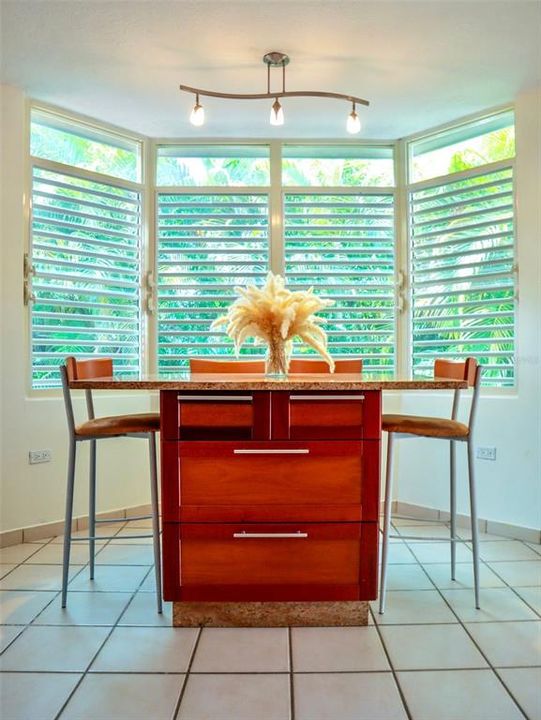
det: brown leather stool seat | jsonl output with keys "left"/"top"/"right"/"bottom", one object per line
{"left": 75, "top": 413, "right": 160, "bottom": 437}
{"left": 382, "top": 414, "right": 469, "bottom": 439}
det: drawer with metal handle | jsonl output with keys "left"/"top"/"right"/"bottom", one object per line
{"left": 161, "top": 391, "right": 268, "bottom": 441}
{"left": 168, "top": 522, "right": 367, "bottom": 602}
{"left": 169, "top": 440, "right": 370, "bottom": 523}
{"left": 285, "top": 390, "right": 381, "bottom": 440}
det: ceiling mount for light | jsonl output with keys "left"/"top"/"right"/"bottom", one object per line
{"left": 180, "top": 51, "right": 369, "bottom": 134}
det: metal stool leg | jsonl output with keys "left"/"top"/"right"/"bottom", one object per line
{"left": 450, "top": 440, "right": 457, "bottom": 580}
{"left": 89, "top": 439, "right": 97, "bottom": 579}
{"left": 467, "top": 439, "right": 481, "bottom": 609}
{"left": 149, "top": 433, "right": 163, "bottom": 614}
{"left": 379, "top": 433, "right": 394, "bottom": 614}
{"left": 62, "top": 439, "right": 77, "bottom": 608}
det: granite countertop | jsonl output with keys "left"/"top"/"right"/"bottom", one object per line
{"left": 70, "top": 373, "right": 467, "bottom": 391}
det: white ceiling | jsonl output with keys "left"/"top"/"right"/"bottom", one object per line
{"left": 1, "top": 0, "right": 540, "bottom": 139}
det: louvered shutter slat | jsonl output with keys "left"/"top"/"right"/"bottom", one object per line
{"left": 30, "top": 167, "right": 142, "bottom": 389}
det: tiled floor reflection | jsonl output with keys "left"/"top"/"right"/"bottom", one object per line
{"left": 0, "top": 519, "right": 539, "bottom": 719}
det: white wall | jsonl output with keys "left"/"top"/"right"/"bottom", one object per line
{"left": 1, "top": 84, "right": 539, "bottom": 535}
{"left": 0, "top": 84, "right": 153, "bottom": 533}
{"left": 394, "top": 89, "right": 541, "bottom": 531}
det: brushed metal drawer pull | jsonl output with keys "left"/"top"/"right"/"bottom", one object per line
{"left": 233, "top": 449, "right": 310, "bottom": 455}
{"left": 177, "top": 395, "right": 252, "bottom": 402}
{"left": 289, "top": 394, "right": 365, "bottom": 401}
{"left": 233, "top": 531, "right": 308, "bottom": 539}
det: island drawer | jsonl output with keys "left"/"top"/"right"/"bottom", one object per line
{"left": 160, "top": 390, "right": 270, "bottom": 441}
{"left": 272, "top": 390, "right": 381, "bottom": 440}
{"left": 162, "top": 522, "right": 378, "bottom": 602}
{"left": 161, "top": 440, "right": 379, "bottom": 523}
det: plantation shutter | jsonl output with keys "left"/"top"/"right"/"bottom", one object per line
{"left": 410, "top": 166, "right": 515, "bottom": 386}
{"left": 284, "top": 192, "right": 396, "bottom": 372}
{"left": 30, "top": 166, "right": 142, "bottom": 389}
{"left": 156, "top": 193, "right": 269, "bottom": 371}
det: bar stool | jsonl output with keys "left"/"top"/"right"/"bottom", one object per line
{"left": 379, "top": 357, "right": 482, "bottom": 613}
{"left": 60, "top": 357, "right": 162, "bottom": 612}
{"left": 288, "top": 358, "right": 363, "bottom": 373}
{"left": 189, "top": 358, "right": 265, "bottom": 373}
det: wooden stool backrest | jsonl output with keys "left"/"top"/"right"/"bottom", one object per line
{"left": 288, "top": 358, "right": 363, "bottom": 374}
{"left": 65, "top": 357, "right": 114, "bottom": 381}
{"left": 189, "top": 358, "right": 265, "bottom": 373}
{"left": 433, "top": 357, "right": 481, "bottom": 427}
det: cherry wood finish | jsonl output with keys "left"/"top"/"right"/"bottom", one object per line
{"left": 160, "top": 386, "right": 381, "bottom": 606}
{"left": 189, "top": 358, "right": 265, "bottom": 373}
{"left": 288, "top": 358, "right": 363, "bottom": 374}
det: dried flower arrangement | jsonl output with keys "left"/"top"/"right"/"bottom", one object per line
{"left": 211, "top": 272, "right": 334, "bottom": 375}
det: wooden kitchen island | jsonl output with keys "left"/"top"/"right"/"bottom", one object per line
{"left": 71, "top": 372, "right": 466, "bottom": 626}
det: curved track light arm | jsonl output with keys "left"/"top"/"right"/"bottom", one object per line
{"left": 179, "top": 84, "right": 370, "bottom": 107}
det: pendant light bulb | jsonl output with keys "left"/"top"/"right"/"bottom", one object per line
{"left": 347, "top": 103, "right": 361, "bottom": 134}
{"left": 270, "top": 97, "right": 284, "bottom": 126}
{"left": 190, "top": 95, "right": 205, "bottom": 126}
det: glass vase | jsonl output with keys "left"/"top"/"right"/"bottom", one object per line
{"left": 265, "top": 336, "right": 291, "bottom": 378}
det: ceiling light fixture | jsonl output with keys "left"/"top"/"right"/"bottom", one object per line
{"left": 180, "top": 52, "right": 369, "bottom": 133}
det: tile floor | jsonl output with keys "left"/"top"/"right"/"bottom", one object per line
{"left": 0, "top": 517, "right": 540, "bottom": 720}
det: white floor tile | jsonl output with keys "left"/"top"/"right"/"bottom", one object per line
{"left": 60, "top": 673, "right": 183, "bottom": 720}
{"left": 0, "top": 565, "right": 16, "bottom": 579}
{"left": 191, "top": 627, "right": 289, "bottom": 673}
{"left": 0, "top": 672, "right": 81, "bottom": 720}
{"left": 487, "top": 560, "right": 541, "bottom": 587}
{"left": 113, "top": 528, "right": 155, "bottom": 544}
{"left": 423, "top": 562, "right": 506, "bottom": 589}
{"left": 397, "top": 524, "right": 452, "bottom": 540}
{"left": 68, "top": 564, "right": 149, "bottom": 592}
{"left": 0, "top": 543, "right": 45, "bottom": 564}
{"left": 407, "top": 542, "right": 473, "bottom": 564}
{"left": 385, "top": 564, "right": 435, "bottom": 591}
{"left": 526, "top": 542, "right": 541, "bottom": 557}
{"left": 515, "top": 586, "right": 541, "bottom": 614}
{"left": 497, "top": 668, "right": 541, "bottom": 720}
{"left": 90, "top": 626, "right": 197, "bottom": 672}
{"left": 380, "top": 624, "right": 488, "bottom": 670}
{"left": 398, "top": 669, "right": 524, "bottom": 720}
{"left": 385, "top": 541, "right": 418, "bottom": 564}
{"left": 294, "top": 672, "right": 407, "bottom": 720}
{"left": 25, "top": 542, "right": 96, "bottom": 565}
{"left": 117, "top": 591, "right": 171, "bottom": 625}
{"left": 33, "top": 591, "right": 131, "bottom": 626}
{"left": 0, "top": 564, "right": 84, "bottom": 591}
{"left": 0, "top": 625, "right": 24, "bottom": 653}
{"left": 94, "top": 544, "right": 154, "bottom": 565}
{"left": 0, "top": 589, "right": 57, "bottom": 624}
{"left": 465, "top": 621, "right": 541, "bottom": 667}
{"left": 441, "top": 587, "right": 538, "bottom": 622}
{"left": 178, "top": 673, "right": 290, "bottom": 720}
{"left": 477, "top": 541, "right": 541, "bottom": 562}
{"left": 372, "top": 590, "right": 457, "bottom": 625}
{"left": 0, "top": 625, "right": 109, "bottom": 671}
{"left": 291, "top": 626, "right": 389, "bottom": 672}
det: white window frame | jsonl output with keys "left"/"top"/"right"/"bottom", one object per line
{"left": 25, "top": 100, "right": 516, "bottom": 393}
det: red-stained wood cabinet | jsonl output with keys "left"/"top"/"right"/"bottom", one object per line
{"left": 160, "top": 389, "right": 380, "bottom": 603}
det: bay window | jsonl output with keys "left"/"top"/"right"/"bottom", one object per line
{"left": 27, "top": 106, "right": 516, "bottom": 389}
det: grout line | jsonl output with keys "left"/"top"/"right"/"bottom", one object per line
{"left": 51, "top": 563, "right": 153, "bottom": 720}
{"left": 171, "top": 626, "right": 203, "bottom": 720}
{"left": 288, "top": 627, "right": 295, "bottom": 720}
{"left": 402, "top": 542, "right": 531, "bottom": 719}
{"left": 369, "top": 605, "right": 414, "bottom": 720}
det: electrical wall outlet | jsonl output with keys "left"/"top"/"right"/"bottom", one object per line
{"left": 29, "top": 449, "right": 52, "bottom": 464}
{"left": 476, "top": 446, "right": 497, "bottom": 461}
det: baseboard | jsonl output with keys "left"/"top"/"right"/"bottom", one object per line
{"left": 394, "top": 501, "right": 541, "bottom": 544}
{"left": 0, "top": 503, "right": 153, "bottom": 548}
